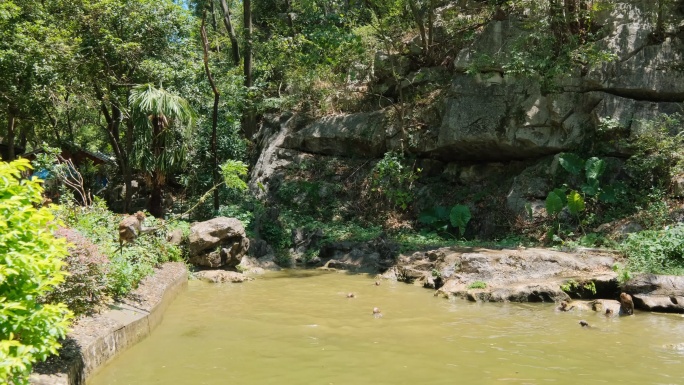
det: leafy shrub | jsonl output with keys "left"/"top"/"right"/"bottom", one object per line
{"left": 418, "top": 204, "right": 472, "bottom": 237}
{"left": 54, "top": 199, "right": 183, "bottom": 298}
{"left": 0, "top": 159, "right": 73, "bottom": 384}
{"left": 468, "top": 281, "right": 487, "bottom": 289}
{"left": 620, "top": 224, "right": 684, "bottom": 275}
{"left": 560, "top": 280, "right": 596, "bottom": 295}
{"left": 44, "top": 228, "right": 110, "bottom": 316}
{"left": 625, "top": 113, "right": 684, "bottom": 188}
{"left": 370, "top": 152, "right": 420, "bottom": 210}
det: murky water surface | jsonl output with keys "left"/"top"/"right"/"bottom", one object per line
{"left": 89, "top": 270, "right": 684, "bottom": 385}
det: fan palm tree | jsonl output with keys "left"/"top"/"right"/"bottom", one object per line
{"left": 129, "top": 84, "right": 195, "bottom": 218}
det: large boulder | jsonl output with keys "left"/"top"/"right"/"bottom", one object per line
{"left": 188, "top": 217, "right": 250, "bottom": 268}
{"left": 195, "top": 270, "right": 251, "bottom": 283}
{"left": 318, "top": 235, "right": 399, "bottom": 273}
{"left": 382, "top": 247, "right": 620, "bottom": 303}
{"left": 623, "top": 274, "right": 684, "bottom": 313}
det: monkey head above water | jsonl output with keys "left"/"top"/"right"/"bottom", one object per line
{"left": 556, "top": 301, "right": 575, "bottom": 312}
{"left": 605, "top": 308, "right": 615, "bottom": 317}
{"left": 579, "top": 320, "right": 591, "bottom": 328}
{"left": 374, "top": 281, "right": 381, "bottom": 286}
{"left": 346, "top": 293, "right": 355, "bottom": 298}
{"left": 372, "top": 307, "right": 383, "bottom": 318}
{"left": 619, "top": 292, "right": 634, "bottom": 316}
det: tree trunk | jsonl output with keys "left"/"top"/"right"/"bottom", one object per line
{"left": 95, "top": 83, "right": 133, "bottom": 213}
{"left": 408, "top": 0, "right": 428, "bottom": 55}
{"left": 549, "top": 0, "right": 567, "bottom": 55}
{"left": 284, "top": 0, "right": 295, "bottom": 36}
{"left": 219, "top": 0, "right": 241, "bottom": 65}
{"left": 149, "top": 170, "right": 164, "bottom": 218}
{"left": 564, "top": 0, "right": 580, "bottom": 37}
{"left": 6, "top": 107, "right": 16, "bottom": 161}
{"left": 149, "top": 116, "right": 164, "bottom": 218}
{"left": 242, "top": 0, "right": 257, "bottom": 137}
{"left": 209, "top": 0, "right": 218, "bottom": 32}
{"left": 427, "top": 0, "right": 435, "bottom": 51}
{"left": 18, "top": 124, "right": 27, "bottom": 150}
{"left": 654, "top": 0, "right": 665, "bottom": 41}
{"left": 201, "top": 12, "right": 221, "bottom": 212}
{"left": 244, "top": 0, "right": 252, "bottom": 89}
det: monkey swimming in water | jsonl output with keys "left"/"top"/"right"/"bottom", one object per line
{"left": 557, "top": 301, "right": 575, "bottom": 312}
{"left": 372, "top": 307, "right": 383, "bottom": 318}
{"left": 346, "top": 292, "right": 355, "bottom": 298}
{"left": 619, "top": 292, "right": 634, "bottom": 316}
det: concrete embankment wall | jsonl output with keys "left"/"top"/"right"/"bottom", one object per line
{"left": 30, "top": 262, "right": 188, "bottom": 385}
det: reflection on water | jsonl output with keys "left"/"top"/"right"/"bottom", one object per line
{"left": 89, "top": 270, "right": 684, "bottom": 385}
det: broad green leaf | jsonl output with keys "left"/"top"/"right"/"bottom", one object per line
{"left": 449, "top": 205, "right": 472, "bottom": 237}
{"left": 552, "top": 187, "right": 568, "bottom": 205}
{"left": 566, "top": 190, "right": 585, "bottom": 214}
{"left": 585, "top": 157, "right": 606, "bottom": 180}
{"left": 433, "top": 206, "right": 449, "bottom": 220}
{"left": 558, "top": 153, "right": 584, "bottom": 175}
{"left": 418, "top": 210, "right": 438, "bottom": 225}
{"left": 581, "top": 179, "right": 600, "bottom": 196}
{"left": 545, "top": 191, "right": 563, "bottom": 216}
{"left": 598, "top": 184, "right": 617, "bottom": 203}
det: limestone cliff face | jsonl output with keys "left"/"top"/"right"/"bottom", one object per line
{"left": 250, "top": 1, "right": 683, "bottom": 226}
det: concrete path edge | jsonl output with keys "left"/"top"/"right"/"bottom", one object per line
{"left": 30, "top": 262, "right": 188, "bottom": 385}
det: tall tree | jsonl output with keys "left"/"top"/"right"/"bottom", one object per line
{"left": 219, "top": 0, "right": 241, "bottom": 65}
{"left": 129, "top": 84, "right": 195, "bottom": 218}
{"left": 243, "top": 0, "right": 256, "bottom": 137}
{"left": 201, "top": 11, "right": 221, "bottom": 211}
{"left": 72, "top": 0, "right": 194, "bottom": 212}
{"left": 0, "top": 0, "right": 73, "bottom": 160}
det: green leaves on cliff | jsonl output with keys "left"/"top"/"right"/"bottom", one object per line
{"left": 220, "top": 160, "right": 248, "bottom": 191}
{"left": 545, "top": 191, "right": 564, "bottom": 216}
{"left": 566, "top": 190, "right": 585, "bottom": 215}
{"left": 449, "top": 205, "right": 472, "bottom": 237}
{"left": 557, "top": 153, "right": 609, "bottom": 201}
{"left": 418, "top": 204, "right": 472, "bottom": 238}
{"left": 371, "top": 152, "right": 420, "bottom": 210}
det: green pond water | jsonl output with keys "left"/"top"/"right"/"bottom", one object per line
{"left": 89, "top": 270, "right": 684, "bottom": 385}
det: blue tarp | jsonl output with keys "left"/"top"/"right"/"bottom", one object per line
{"left": 34, "top": 169, "right": 50, "bottom": 180}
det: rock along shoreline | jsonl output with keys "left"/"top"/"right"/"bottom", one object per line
{"left": 30, "top": 262, "right": 188, "bottom": 385}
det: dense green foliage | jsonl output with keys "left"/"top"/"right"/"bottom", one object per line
{"left": 54, "top": 200, "right": 184, "bottom": 298}
{"left": 0, "top": 160, "right": 72, "bottom": 384}
{"left": 44, "top": 228, "right": 110, "bottom": 316}
{"left": 620, "top": 225, "right": 684, "bottom": 275}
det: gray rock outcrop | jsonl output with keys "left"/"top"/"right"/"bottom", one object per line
{"left": 282, "top": 111, "right": 388, "bottom": 158}
{"left": 317, "top": 235, "right": 400, "bottom": 273}
{"left": 381, "top": 247, "right": 619, "bottom": 303}
{"left": 194, "top": 270, "right": 251, "bottom": 283}
{"left": 624, "top": 274, "right": 684, "bottom": 313}
{"left": 188, "top": 217, "right": 249, "bottom": 268}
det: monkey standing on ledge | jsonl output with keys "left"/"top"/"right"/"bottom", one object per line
{"left": 119, "top": 211, "right": 146, "bottom": 248}
{"left": 116, "top": 211, "right": 159, "bottom": 252}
